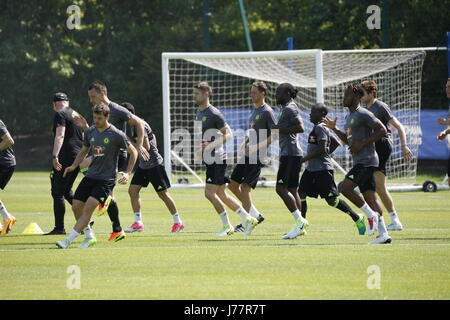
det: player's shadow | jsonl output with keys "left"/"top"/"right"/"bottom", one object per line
{"left": 400, "top": 237, "right": 450, "bottom": 241}
{"left": 196, "top": 239, "right": 365, "bottom": 246}
{"left": 198, "top": 238, "right": 269, "bottom": 243}
{"left": 0, "top": 244, "right": 54, "bottom": 249}
{"left": 182, "top": 231, "right": 216, "bottom": 234}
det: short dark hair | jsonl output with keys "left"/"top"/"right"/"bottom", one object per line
{"left": 279, "top": 83, "right": 298, "bottom": 99}
{"left": 121, "top": 102, "right": 135, "bottom": 115}
{"left": 88, "top": 80, "right": 107, "bottom": 94}
{"left": 92, "top": 103, "right": 110, "bottom": 117}
{"left": 361, "top": 80, "right": 378, "bottom": 98}
{"left": 312, "top": 103, "right": 328, "bottom": 116}
{"left": 252, "top": 81, "right": 268, "bottom": 94}
{"left": 194, "top": 81, "right": 212, "bottom": 96}
{"left": 347, "top": 84, "right": 364, "bottom": 98}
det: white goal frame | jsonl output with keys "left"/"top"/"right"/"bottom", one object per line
{"left": 161, "top": 47, "right": 446, "bottom": 189}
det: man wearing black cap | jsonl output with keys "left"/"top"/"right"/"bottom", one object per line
{"left": 45, "top": 92, "right": 84, "bottom": 235}
{"left": 70, "top": 81, "right": 150, "bottom": 242}
{"left": 0, "top": 118, "right": 16, "bottom": 235}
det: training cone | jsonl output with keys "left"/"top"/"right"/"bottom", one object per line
{"left": 22, "top": 223, "right": 44, "bottom": 235}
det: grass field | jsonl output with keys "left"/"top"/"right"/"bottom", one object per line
{"left": 1, "top": 171, "right": 450, "bottom": 300}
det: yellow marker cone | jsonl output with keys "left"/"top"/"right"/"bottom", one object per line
{"left": 22, "top": 223, "right": 44, "bottom": 235}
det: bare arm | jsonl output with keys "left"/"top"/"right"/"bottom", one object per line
{"left": 117, "top": 143, "right": 138, "bottom": 185}
{"left": 389, "top": 116, "right": 413, "bottom": 160}
{"left": 131, "top": 136, "right": 150, "bottom": 154}
{"left": 272, "top": 116, "right": 304, "bottom": 134}
{"left": 73, "top": 115, "right": 90, "bottom": 132}
{"left": 124, "top": 144, "right": 138, "bottom": 175}
{"left": 204, "top": 124, "right": 233, "bottom": 151}
{"left": 257, "top": 134, "right": 273, "bottom": 150}
{"left": 437, "top": 117, "right": 450, "bottom": 126}
{"left": 301, "top": 140, "right": 327, "bottom": 163}
{"left": 0, "top": 133, "right": 14, "bottom": 151}
{"left": 52, "top": 126, "right": 66, "bottom": 171}
{"left": 276, "top": 124, "right": 304, "bottom": 134}
{"left": 272, "top": 110, "right": 305, "bottom": 134}
{"left": 238, "top": 136, "right": 249, "bottom": 155}
{"left": 437, "top": 128, "right": 450, "bottom": 141}
{"left": 143, "top": 136, "right": 150, "bottom": 151}
{"left": 128, "top": 115, "right": 150, "bottom": 161}
{"left": 128, "top": 115, "right": 144, "bottom": 148}
{"left": 323, "top": 116, "right": 349, "bottom": 145}
{"left": 247, "top": 135, "right": 273, "bottom": 155}
{"left": 350, "top": 122, "right": 386, "bottom": 154}
{"left": 71, "top": 146, "right": 90, "bottom": 168}
{"left": 52, "top": 126, "right": 65, "bottom": 156}
{"left": 63, "top": 145, "right": 90, "bottom": 177}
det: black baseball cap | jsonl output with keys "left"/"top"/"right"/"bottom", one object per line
{"left": 53, "top": 92, "right": 69, "bottom": 102}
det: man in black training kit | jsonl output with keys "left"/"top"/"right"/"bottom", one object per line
{"left": 298, "top": 103, "right": 366, "bottom": 235}
{"left": 45, "top": 92, "right": 83, "bottom": 235}
{"left": 0, "top": 119, "right": 16, "bottom": 235}
{"left": 74, "top": 81, "right": 149, "bottom": 242}
{"left": 324, "top": 84, "right": 391, "bottom": 245}
{"left": 56, "top": 103, "right": 137, "bottom": 249}
{"left": 272, "top": 83, "right": 308, "bottom": 240}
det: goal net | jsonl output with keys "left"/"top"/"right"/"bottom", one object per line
{"left": 162, "top": 49, "right": 426, "bottom": 188}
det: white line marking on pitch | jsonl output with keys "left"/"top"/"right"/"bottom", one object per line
{"left": 2, "top": 243, "right": 450, "bottom": 252}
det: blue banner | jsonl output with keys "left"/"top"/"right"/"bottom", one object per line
{"left": 222, "top": 108, "right": 450, "bottom": 160}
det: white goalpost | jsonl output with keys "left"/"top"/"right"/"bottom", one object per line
{"left": 161, "top": 47, "right": 441, "bottom": 190}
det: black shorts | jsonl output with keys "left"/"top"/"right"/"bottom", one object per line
{"left": 118, "top": 152, "right": 128, "bottom": 172}
{"left": 276, "top": 156, "right": 302, "bottom": 188}
{"left": 131, "top": 165, "right": 171, "bottom": 192}
{"left": 375, "top": 137, "right": 392, "bottom": 175}
{"left": 230, "top": 159, "right": 262, "bottom": 189}
{"left": 50, "top": 165, "right": 80, "bottom": 197}
{"left": 205, "top": 163, "right": 230, "bottom": 185}
{"left": 299, "top": 169, "right": 339, "bottom": 199}
{"left": 74, "top": 177, "right": 115, "bottom": 205}
{"left": 345, "top": 165, "right": 377, "bottom": 193}
{"left": 0, "top": 165, "right": 15, "bottom": 190}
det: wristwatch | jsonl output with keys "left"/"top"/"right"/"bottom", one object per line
{"left": 52, "top": 155, "right": 58, "bottom": 159}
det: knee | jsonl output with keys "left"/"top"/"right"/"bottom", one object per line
{"left": 228, "top": 183, "right": 239, "bottom": 194}
{"left": 216, "top": 190, "right": 228, "bottom": 202}
{"left": 72, "top": 200, "right": 83, "bottom": 211}
{"left": 375, "top": 184, "right": 388, "bottom": 196}
{"left": 337, "top": 181, "right": 347, "bottom": 194}
{"left": 276, "top": 185, "right": 287, "bottom": 197}
{"left": 128, "top": 187, "right": 139, "bottom": 198}
{"left": 288, "top": 188, "right": 298, "bottom": 197}
{"left": 204, "top": 190, "right": 215, "bottom": 201}
{"left": 157, "top": 191, "right": 168, "bottom": 200}
{"left": 325, "top": 197, "right": 338, "bottom": 207}
{"left": 240, "top": 184, "right": 251, "bottom": 195}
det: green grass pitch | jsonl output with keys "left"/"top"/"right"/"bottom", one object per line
{"left": 1, "top": 171, "right": 450, "bottom": 299}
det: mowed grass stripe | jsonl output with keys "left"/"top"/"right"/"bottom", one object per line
{"left": 1, "top": 172, "right": 449, "bottom": 299}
